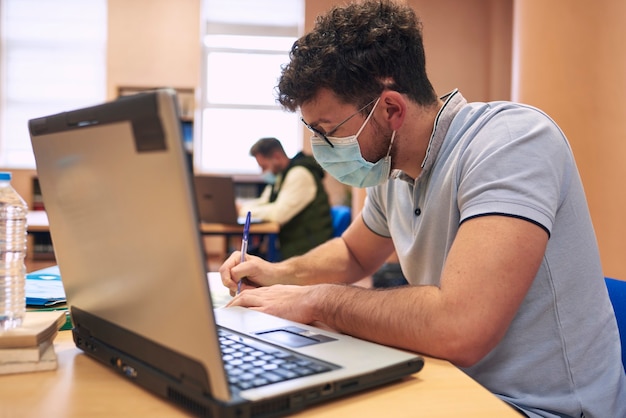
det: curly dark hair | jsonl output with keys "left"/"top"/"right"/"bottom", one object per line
{"left": 277, "top": 0, "right": 438, "bottom": 112}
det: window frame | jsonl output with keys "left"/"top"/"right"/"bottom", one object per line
{"left": 195, "top": 5, "right": 304, "bottom": 175}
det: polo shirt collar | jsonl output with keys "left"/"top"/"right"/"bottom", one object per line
{"left": 392, "top": 89, "right": 467, "bottom": 183}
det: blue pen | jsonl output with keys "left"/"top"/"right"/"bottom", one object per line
{"left": 237, "top": 211, "right": 251, "bottom": 294}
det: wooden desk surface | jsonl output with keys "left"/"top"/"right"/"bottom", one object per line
{"left": 0, "top": 331, "right": 520, "bottom": 418}
{"left": 8, "top": 261, "right": 520, "bottom": 417}
{"left": 1, "top": 332, "right": 520, "bottom": 417}
{"left": 200, "top": 220, "right": 281, "bottom": 261}
{"left": 27, "top": 210, "right": 280, "bottom": 235}
{"left": 201, "top": 221, "right": 280, "bottom": 235}
{"left": 26, "top": 210, "right": 50, "bottom": 232}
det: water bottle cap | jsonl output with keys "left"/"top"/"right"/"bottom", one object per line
{"left": 0, "top": 172, "right": 11, "bottom": 181}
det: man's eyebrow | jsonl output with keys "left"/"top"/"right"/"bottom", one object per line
{"left": 303, "top": 117, "right": 333, "bottom": 129}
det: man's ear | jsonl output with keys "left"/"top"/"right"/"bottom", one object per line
{"left": 380, "top": 91, "right": 406, "bottom": 131}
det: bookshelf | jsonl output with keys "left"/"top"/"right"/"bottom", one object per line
{"left": 31, "top": 177, "right": 45, "bottom": 211}
{"left": 29, "top": 232, "right": 55, "bottom": 261}
{"left": 27, "top": 177, "right": 55, "bottom": 262}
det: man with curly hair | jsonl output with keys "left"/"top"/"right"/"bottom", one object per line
{"left": 220, "top": 1, "right": 626, "bottom": 416}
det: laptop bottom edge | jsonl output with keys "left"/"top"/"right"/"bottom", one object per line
{"left": 71, "top": 315, "right": 424, "bottom": 418}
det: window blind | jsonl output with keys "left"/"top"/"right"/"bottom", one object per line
{"left": 0, "top": 0, "right": 107, "bottom": 168}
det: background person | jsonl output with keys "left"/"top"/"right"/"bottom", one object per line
{"left": 239, "top": 137, "right": 333, "bottom": 259}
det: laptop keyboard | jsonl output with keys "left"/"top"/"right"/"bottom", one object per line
{"left": 218, "top": 329, "right": 335, "bottom": 391}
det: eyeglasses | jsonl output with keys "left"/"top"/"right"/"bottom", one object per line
{"left": 300, "top": 98, "right": 378, "bottom": 148}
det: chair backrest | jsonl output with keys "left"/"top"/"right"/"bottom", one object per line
{"left": 330, "top": 205, "right": 351, "bottom": 237}
{"left": 605, "top": 277, "right": 626, "bottom": 372}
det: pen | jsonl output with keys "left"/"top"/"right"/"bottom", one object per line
{"left": 237, "top": 211, "right": 251, "bottom": 295}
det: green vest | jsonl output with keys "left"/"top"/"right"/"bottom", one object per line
{"left": 269, "top": 152, "right": 333, "bottom": 259}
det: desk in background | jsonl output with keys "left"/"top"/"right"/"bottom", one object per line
{"left": 26, "top": 210, "right": 49, "bottom": 232}
{"left": 26, "top": 211, "right": 281, "bottom": 262}
{"left": 201, "top": 221, "right": 280, "bottom": 262}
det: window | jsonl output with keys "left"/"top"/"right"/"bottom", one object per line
{"left": 197, "top": 0, "right": 303, "bottom": 175}
{"left": 0, "top": 0, "right": 107, "bottom": 168}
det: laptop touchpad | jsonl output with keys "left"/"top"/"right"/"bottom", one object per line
{"left": 255, "top": 326, "right": 336, "bottom": 348}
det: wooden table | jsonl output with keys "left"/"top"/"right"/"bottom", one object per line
{"left": 26, "top": 210, "right": 51, "bottom": 232}
{"left": 0, "top": 330, "right": 521, "bottom": 417}
{"left": 8, "top": 266, "right": 522, "bottom": 417}
{"left": 27, "top": 211, "right": 281, "bottom": 262}
{"left": 201, "top": 221, "right": 280, "bottom": 261}
{"left": 2, "top": 271, "right": 520, "bottom": 418}
{"left": 27, "top": 211, "right": 280, "bottom": 236}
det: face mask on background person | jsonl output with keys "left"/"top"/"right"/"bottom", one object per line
{"left": 261, "top": 170, "right": 277, "bottom": 185}
{"left": 311, "top": 98, "right": 396, "bottom": 188}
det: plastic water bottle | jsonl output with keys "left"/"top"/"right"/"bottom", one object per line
{"left": 0, "top": 172, "right": 28, "bottom": 330}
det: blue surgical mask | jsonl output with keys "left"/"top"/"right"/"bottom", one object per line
{"left": 311, "top": 98, "right": 396, "bottom": 188}
{"left": 261, "top": 170, "right": 277, "bottom": 185}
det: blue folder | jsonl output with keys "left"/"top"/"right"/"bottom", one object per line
{"left": 25, "top": 265, "right": 66, "bottom": 307}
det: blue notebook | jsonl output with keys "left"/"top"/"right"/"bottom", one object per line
{"left": 25, "top": 265, "right": 66, "bottom": 307}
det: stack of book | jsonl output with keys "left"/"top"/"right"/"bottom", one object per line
{"left": 0, "top": 311, "right": 66, "bottom": 375}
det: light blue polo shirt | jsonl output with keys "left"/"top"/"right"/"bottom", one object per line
{"left": 362, "top": 90, "right": 626, "bottom": 418}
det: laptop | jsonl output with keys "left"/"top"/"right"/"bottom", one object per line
{"left": 28, "top": 89, "right": 424, "bottom": 417}
{"left": 193, "top": 175, "right": 258, "bottom": 225}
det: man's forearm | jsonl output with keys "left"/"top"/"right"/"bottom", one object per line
{"left": 276, "top": 237, "right": 369, "bottom": 286}
{"left": 307, "top": 283, "right": 477, "bottom": 365}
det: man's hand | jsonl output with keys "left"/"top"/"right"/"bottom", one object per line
{"left": 226, "top": 284, "right": 322, "bottom": 325}
{"left": 219, "top": 251, "right": 284, "bottom": 296}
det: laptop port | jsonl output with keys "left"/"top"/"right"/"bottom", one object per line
{"left": 305, "top": 391, "right": 319, "bottom": 401}
{"left": 320, "top": 383, "right": 334, "bottom": 396}
{"left": 122, "top": 365, "right": 137, "bottom": 378}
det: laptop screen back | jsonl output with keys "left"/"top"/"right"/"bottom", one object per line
{"left": 194, "top": 175, "right": 239, "bottom": 224}
{"left": 29, "top": 90, "right": 231, "bottom": 401}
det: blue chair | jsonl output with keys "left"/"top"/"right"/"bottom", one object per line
{"left": 330, "top": 205, "right": 351, "bottom": 237}
{"left": 605, "top": 277, "right": 626, "bottom": 372}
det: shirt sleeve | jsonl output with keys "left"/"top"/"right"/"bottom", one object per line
{"left": 238, "top": 166, "right": 316, "bottom": 225}
{"left": 238, "top": 185, "right": 270, "bottom": 215}
{"left": 456, "top": 105, "right": 570, "bottom": 234}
